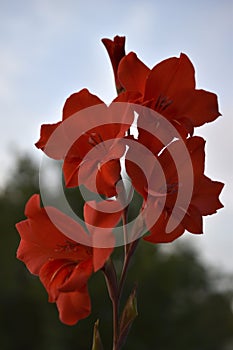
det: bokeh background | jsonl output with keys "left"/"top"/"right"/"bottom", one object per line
{"left": 1, "top": 0, "right": 233, "bottom": 349}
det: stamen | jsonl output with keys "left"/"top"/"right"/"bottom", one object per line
{"left": 87, "top": 132, "right": 104, "bottom": 145}
{"left": 54, "top": 241, "right": 81, "bottom": 253}
{"left": 87, "top": 132, "right": 107, "bottom": 152}
{"left": 50, "top": 261, "right": 75, "bottom": 284}
{"left": 88, "top": 132, "right": 99, "bottom": 146}
{"left": 155, "top": 94, "right": 173, "bottom": 112}
{"left": 166, "top": 183, "right": 179, "bottom": 194}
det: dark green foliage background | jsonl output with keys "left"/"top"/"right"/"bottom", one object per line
{"left": 0, "top": 156, "right": 233, "bottom": 350}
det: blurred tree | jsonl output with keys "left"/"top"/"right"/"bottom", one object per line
{"left": 0, "top": 155, "right": 232, "bottom": 350}
{"left": 124, "top": 242, "right": 233, "bottom": 350}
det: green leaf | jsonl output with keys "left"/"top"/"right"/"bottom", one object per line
{"left": 118, "top": 286, "right": 138, "bottom": 348}
{"left": 91, "top": 320, "right": 104, "bottom": 350}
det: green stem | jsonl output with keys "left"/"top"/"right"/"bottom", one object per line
{"left": 118, "top": 238, "right": 140, "bottom": 300}
{"left": 122, "top": 206, "right": 130, "bottom": 256}
{"left": 102, "top": 209, "right": 141, "bottom": 349}
{"left": 102, "top": 259, "right": 119, "bottom": 350}
{"left": 112, "top": 298, "right": 119, "bottom": 350}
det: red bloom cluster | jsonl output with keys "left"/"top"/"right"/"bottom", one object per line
{"left": 16, "top": 195, "right": 120, "bottom": 324}
{"left": 16, "top": 35, "right": 224, "bottom": 325}
{"left": 103, "top": 35, "right": 223, "bottom": 242}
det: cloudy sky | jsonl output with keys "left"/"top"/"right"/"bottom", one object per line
{"left": 1, "top": 0, "right": 233, "bottom": 273}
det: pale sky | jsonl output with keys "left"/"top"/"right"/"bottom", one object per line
{"left": 1, "top": 0, "right": 233, "bottom": 273}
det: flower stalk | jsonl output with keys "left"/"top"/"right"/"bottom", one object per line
{"left": 15, "top": 34, "right": 224, "bottom": 350}
{"left": 102, "top": 208, "right": 140, "bottom": 349}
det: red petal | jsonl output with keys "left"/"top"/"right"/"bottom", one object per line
{"left": 145, "top": 53, "right": 195, "bottom": 101}
{"left": 118, "top": 52, "right": 150, "bottom": 95}
{"left": 24, "top": 194, "right": 41, "bottom": 217}
{"left": 125, "top": 159, "right": 148, "bottom": 199}
{"left": 84, "top": 200, "right": 122, "bottom": 229}
{"left": 93, "top": 247, "right": 113, "bottom": 272}
{"left": 174, "top": 117, "right": 194, "bottom": 137}
{"left": 113, "top": 91, "right": 142, "bottom": 103}
{"left": 156, "top": 136, "right": 205, "bottom": 186}
{"left": 144, "top": 209, "right": 185, "bottom": 243}
{"left": 84, "top": 200, "right": 121, "bottom": 255}
{"left": 96, "top": 159, "right": 121, "bottom": 197}
{"left": 16, "top": 222, "right": 49, "bottom": 274}
{"left": 60, "top": 259, "right": 93, "bottom": 292}
{"left": 16, "top": 195, "right": 91, "bottom": 266}
{"left": 125, "top": 139, "right": 157, "bottom": 198}
{"left": 62, "top": 158, "right": 79, "bottom": 187}
{"left": 75, "top": 138, "right": 124, "bottom": 196}
{"left": 182, "top": 89, "right": 221, "bottom": 126}
{"left": 39, "top": 259, "right": 76, "bottom": 301}
{"left": 186, "top": 136, "right": 205, "bottom": 176}
{"left": 102, "top": 36, "right": 126, "bottom": 93}
{"left": 165, "top": 88, "right": 221, "bottom": 128}
{"left": 136, "top": 107, "right": 176, "bottom": 153}
{"left": 192, "top": 175, "right": 224, "bottom": 215}
{"left": 56, "top": 287, "right": 91, "bottom": 325}
{"left": 181, "top": 205, "right": 203, "bottom": 234}
{"left": 35, "top": 122, "right": 62, "bottom": 159}
{"left": 63, "top": 88, "right": 103, "bottom": 120}
{"left": 138, "top": 128, "right": 165, "bottom": 155}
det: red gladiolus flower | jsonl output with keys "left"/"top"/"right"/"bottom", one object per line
{"left": 35, "top": 88, "right": 133, "bottom": 197}
{"left": 16, "top": 194, "right": 115, "bottom": 325}
{"left": 126, "top": 136, "right": 224, "bottom": 243}
{"left": 103, "top": 37, "right": 221, "bottom": 137}
{"left": 119, "top": 52, "right": 221, "bottom": 135}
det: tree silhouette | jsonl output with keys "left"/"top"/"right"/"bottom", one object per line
{"left": 0, "top": 155, "right": 232, "bottom": 350}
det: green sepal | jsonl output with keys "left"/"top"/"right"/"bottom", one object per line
{"left": 118, "top": 286, "right": 138, "bottom": 348}
{"left": 91, "top": 319, "right": 104, "bottom": 350}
